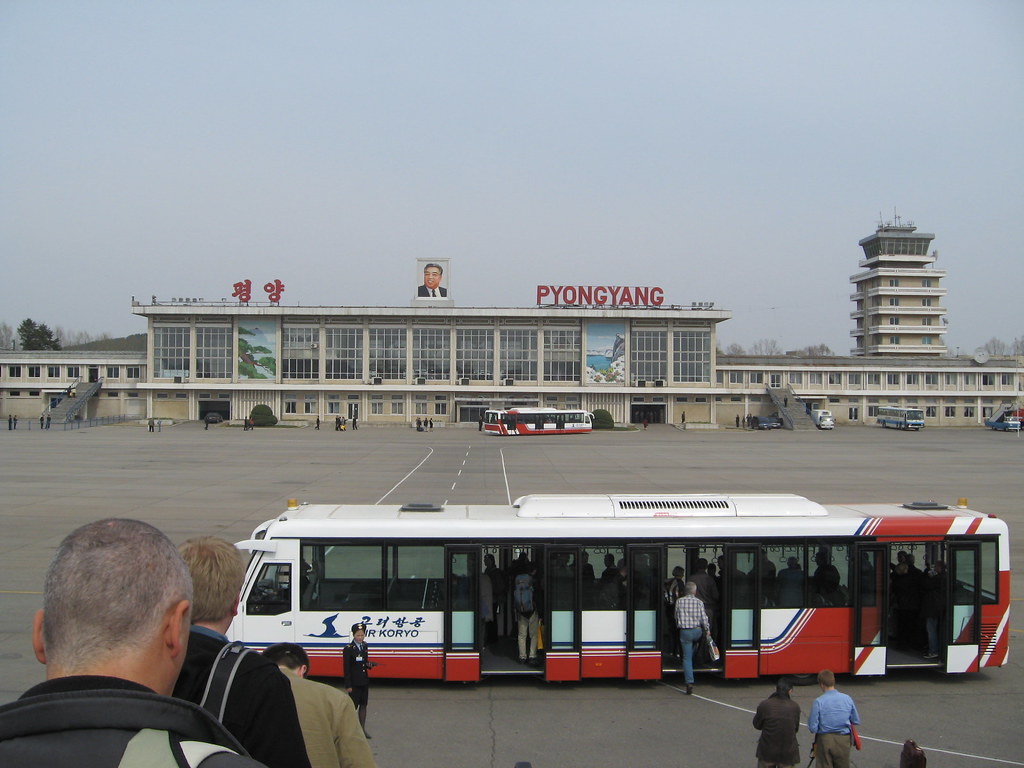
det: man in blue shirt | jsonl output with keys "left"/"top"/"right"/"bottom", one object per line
{"left": 807, "top": 669, "right": 860, "bottom": 768}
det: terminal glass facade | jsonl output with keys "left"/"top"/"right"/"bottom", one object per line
{"left": 500, "top": 329, "right": 537, "bottom": 381}
{"left": 325, "top": 327, "right": 363, "bottom": 380}
{"left": 370, "top": 327, "right": 406, "bottom": 380}
{"left": 456, "top": 329, "right": 494, "bottom": 380}
{"left": 544, "top": 329, "right": 582, "bottom": 382}
{"left": 631, "top": 330, "right": 667, "bottom": 382}
{"left": 153, "top": 326, "right": 190, "bottom": 379}
{"left": 673, "top": 330, "right": 710, "bottom": 383}
{"left": 282, "top": 326, "right": 320, "bottom": 380}
{"left": 413, "top": 329, "right": 450, "bottom": 380}
{"left": 196, "top": 326, "right": 232, "bottom": 379}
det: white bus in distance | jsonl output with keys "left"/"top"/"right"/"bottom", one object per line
{"left": 877, "top": 406, "right": 925, "bottom": 430}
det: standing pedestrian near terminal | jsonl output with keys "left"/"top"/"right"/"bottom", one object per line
{"left": 148, "top": 417, "right": 155, "bottom": 432}
{"left": 808, "top": 669, "right": 860, "bottom": 768}
{"left": 753, "top": 677, "right": 801, "bottom": 768}
{"left": 40, "top": 414, "right": 44, "bottom": 429}
{"left": 352, "top": 416, "right": 357, "bottom": 430}
{"left": 7, "top": 415, "right": 11, "bottom": 430}
{"left": 343, "top": 623, "right": 374, "bottom": 738}
{"left": 45, "top": 414, "right": 51, "bottom": 429}
{"left": 315, "top": 416, "right": 320, "bottom": 431}
{"left": 674, "top": 581, "right": 710, "bottom": 695}
{"left": 12, "top": 415, "right": 17, "bottom": 429}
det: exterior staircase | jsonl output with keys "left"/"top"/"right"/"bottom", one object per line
{"left": 47, "top": 378, "right": 104, "bottom": 423}
{"left": 766, "top": 387, "right": 817, "bottom": 430}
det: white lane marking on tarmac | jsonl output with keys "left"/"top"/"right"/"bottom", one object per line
{"left": 375, "top": 447, "right": 434, "bottom": 504}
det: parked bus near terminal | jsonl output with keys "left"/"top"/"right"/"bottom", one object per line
{"left": 877, "top": 406, "right": 926, "bottom": 430}
{"left": 482, "top": 408, "right": 593, "bottom": 436}
{"left": 232, "top": 493, "right": 1008, "bottom": 683}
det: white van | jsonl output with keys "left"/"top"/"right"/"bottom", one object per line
{"left": 811, "top": 409, "right": 835, "bottom": 429}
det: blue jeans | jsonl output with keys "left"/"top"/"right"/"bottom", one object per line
{"left": 926, "top": 616, "right": 939, "bottom": 655}
{"left": 679, "top": 627, "right": 703, "bottom": 684}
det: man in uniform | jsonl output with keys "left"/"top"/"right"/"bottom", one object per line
{"left": 343, "top": 623, "right": 375, "bottom": 738}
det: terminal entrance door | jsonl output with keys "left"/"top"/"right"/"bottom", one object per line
{"left": 630, "top": 403, "right": 665, "bottom": 424}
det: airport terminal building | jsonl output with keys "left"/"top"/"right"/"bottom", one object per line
{"left": 1, "top": 226, "right": 1021, "bottom": 429}
{"left": 1, "top": 293, "right": 1020, "bottom": 430}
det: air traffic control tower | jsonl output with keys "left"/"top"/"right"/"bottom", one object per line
{"left": 850, "top": 218, "right": 947, "bottom": 356}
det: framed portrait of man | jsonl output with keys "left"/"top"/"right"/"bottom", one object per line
{"left": 415, "top": 259, "right": 451, "bottom": 299}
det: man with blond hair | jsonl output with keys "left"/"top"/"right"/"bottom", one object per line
{"left": 173, "top": 537, "right": 311, "bottom": 768}
{"left": 263, "top": 643, "right": 377, "bottom": 768}
{"left": 0, "top": 519, "right": 264, "bottom": 766}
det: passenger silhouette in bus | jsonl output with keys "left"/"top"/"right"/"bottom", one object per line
{"left": 776, "top": 557, "right": 805, "bottom": 608}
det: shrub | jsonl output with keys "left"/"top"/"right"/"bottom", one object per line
{"left": 592, "top": 408, "right": 614, "bottom": 429}
{"left": 250, "top": 404, "right": 278, "bottom": 427}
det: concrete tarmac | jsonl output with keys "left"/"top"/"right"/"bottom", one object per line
{"left": 1, "top": 422, "right": 1021, "bottom": 767}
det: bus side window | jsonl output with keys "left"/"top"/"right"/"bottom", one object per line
{"left": 246, "top": 563, "right": 292, "bottom": 616}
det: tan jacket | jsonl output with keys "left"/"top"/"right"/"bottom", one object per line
{"left": 281, "top": 668, "right": 376, "bottom": 768}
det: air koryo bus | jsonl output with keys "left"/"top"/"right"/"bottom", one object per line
{"left": 232, "top": 493, "right": 1008, "bottom": 683}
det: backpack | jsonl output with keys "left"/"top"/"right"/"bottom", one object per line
{"left": 198, "top": 641, "right": 253, "bottom": 722}
{"left": 118, "top": 728, "right": 237, "bottom": 768}
{"left": 513, "top": 573, "right": 534, "bottom": 616}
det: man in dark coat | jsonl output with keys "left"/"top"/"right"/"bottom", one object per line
{"left": 0, "top": 519, "right": 264, "bottom": 768}
{"left": 173, "top": 537, "right": 311, "bottom": 768}
{"left": 753, "top": 677, "right": 801, "bottom": 768}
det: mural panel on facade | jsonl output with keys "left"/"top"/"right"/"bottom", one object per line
{"left": 238, "top": 319, "right": 277, "bottom": 380}
{"left": 586, "top": 321, "right": 625, "bottom": 384}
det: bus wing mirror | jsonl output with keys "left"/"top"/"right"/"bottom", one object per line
{"left": 235, "top": 539, "right": 278, "bottom": 554}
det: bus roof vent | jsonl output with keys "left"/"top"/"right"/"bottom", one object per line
{"left": 902, "top": 500, "right": 949, "bottom": 511}
{"left": 399, "top": 502, "right": 445, "bottom": 512}
{"left": 514, "top": 493, "right": 823, "bottom": 518}
{"left": 614, "top": 497, "right": 734, "bottom": 516}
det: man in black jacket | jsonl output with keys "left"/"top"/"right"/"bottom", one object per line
{"left": 753, "top": 677, "right": 801, "bottom": 768}
{"left": 173, "top": 536, "right": 311, "bottom": 768}
{"left": 0, "top": 519, "right": 264, "bottom": 767}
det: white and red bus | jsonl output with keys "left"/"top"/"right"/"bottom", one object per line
{"left": 233, "top": 493, "right": 1009, "bottom": 683}
{"left": 482, "top": 407, "right": 593, "bottom": 435}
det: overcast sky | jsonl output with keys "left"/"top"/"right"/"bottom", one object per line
{"left": 2, "top": 1, "right": 1021, "bottom": 354}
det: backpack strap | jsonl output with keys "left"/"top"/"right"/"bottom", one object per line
{"left": 119, "top": 729, "right": 237, "bottom": 768}
{"left": 199, "top": 641, "right": 252, "bottom": 723}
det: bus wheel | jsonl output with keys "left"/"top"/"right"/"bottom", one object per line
{"left": 789, "top": 673, "right": 818, "bottom": 686}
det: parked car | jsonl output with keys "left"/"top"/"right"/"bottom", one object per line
{"left": 204, "top": 413, "right": 224, "bottom": 423}
{"left": 757, "top": 416, "right": 782, "bottom": 429}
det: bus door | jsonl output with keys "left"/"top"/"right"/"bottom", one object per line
{"left": 722, "top": 546, "right": 759, "bottom": 678}
{"left": 237, "top": 539, "right": 299, "bottom": 647}
{"left": 852, "top": 544, "right": 888, "bottom": 675}
{"left": 444, "top": 547, "right": 480, "bottom": 681}
{"left": 946, "top": 542, "right": 981, "bottom": 673}
{"left": 544, "top": 546, "right": 581, "bottom": 681}
{"left": 626, "top": 545, "right": 663, "bottom": 679}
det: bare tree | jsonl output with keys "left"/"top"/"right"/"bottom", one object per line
{"left": 750, "top": 338, "right": 783, "bottom": 356}
{"left": 0, "top": 322, "right": 12, "bottom": 349}
{"left": 723, "top": 343, "right": 746, "bottom": 355}
{"left": 793, "top": 343, "right": 834, "bottom": 357}
{"left": 982, "top": 337, "right": 1009, "bottom": 356}
{"left": 1013, "top": 336, "right": 1024, "bottom": 355}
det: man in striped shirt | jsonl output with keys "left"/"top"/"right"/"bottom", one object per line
{"left": 674, "top": 581, "right": 710, "bottom": 695}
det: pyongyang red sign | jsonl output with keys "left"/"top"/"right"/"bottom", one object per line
{"left": 536, "top": 285, "right": 664, "bottom": 307}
